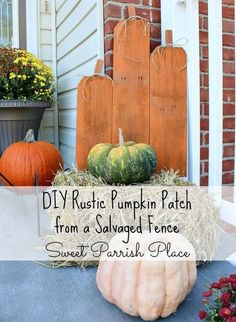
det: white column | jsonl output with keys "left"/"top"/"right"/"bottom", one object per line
{"left": 186, "top": 0, "right": 200, "bottom": 185}
{"left": 25, "top": 0, "right": 39, "bottom": 55}
{"left": 97, "top": 0, "right": 105, "bottom": 70}
{"left": 160, "top": 0, "right": 176, "bottom": 44}
{"left": 208, "top": 0, "right": 223, "bottom": 187}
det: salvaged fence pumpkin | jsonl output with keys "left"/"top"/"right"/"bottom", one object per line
{"left": 0, "top": 129, "right": 63, "bottom": 186}
{"left": 88, "top": 128, "right": 157, "bottom": 184}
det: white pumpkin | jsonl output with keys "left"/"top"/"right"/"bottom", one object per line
{"left": 96, "top": 233, "right": 197, "bottom": 321}
{"left": 97, "top": 259, "right": 196, "bottom": 321}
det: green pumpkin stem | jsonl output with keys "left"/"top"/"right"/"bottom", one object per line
{"left": 119, "top": 128, "right": 124, "bottom": 146}
{"left": 24, "top": 129, "right": 36, "bottom": 143}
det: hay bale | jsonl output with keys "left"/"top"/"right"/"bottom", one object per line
{"left": 49, "top": 168, "right": 218, "bottom": 267}
{"left": 52, "top": 168, "right": 192, "bottom": 187}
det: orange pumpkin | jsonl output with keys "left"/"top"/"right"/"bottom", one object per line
{"left": 0, "top": 129, "right": 63, "bottom": 186}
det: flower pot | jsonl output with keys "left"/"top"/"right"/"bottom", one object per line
{"left": 0, "top": 100, "right": 51, "bottom": 155}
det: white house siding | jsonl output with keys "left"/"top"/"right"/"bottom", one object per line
{"left": 38, "top": 0, "right": 55, "bottom": 144}
{"left": 56, "top": 0, "right": 104, "bottom": 168}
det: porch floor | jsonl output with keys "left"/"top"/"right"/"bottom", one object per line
{"left": 0, "top": 261, "right": 235, "bottom": 322}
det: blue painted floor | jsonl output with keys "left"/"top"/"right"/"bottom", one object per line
{"left": 0, "top": 261, "right": 235, "bottom": 322}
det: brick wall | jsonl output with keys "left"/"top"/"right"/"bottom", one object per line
{"left": 199, "top": 0, "right": 235, "bottom": 186}
{"left": 103, "top": 0, "right": 235, "bottom": 185}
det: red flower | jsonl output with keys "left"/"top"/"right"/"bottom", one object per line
{"left": 222, "top": 292, "right": 232, "bottom": 300}
{"left": 202, "top": 290, "right": 212, "bottom": 297}
{"left": 230, "top": 281, "right": 236, "bottom": 289}
{"left": 199, "top": 310, "right": 208, "bottom": 320}
{"left": 219, "top": 283, "right": 229, "bottom": 289}
{"left": 221, "top": 292, "right": 232, "bottom": 307}
{"left": 219, "top": 277, "right": 230, "bottom": 285}
{"left": 199, "top": 274, "right": 236, "bottom": 321}
{"left": 219, "top": 308, "right": 232, "bottom": 319}
{"left": 211, "top": 282, "right": 220, "bottom": 289}
{"left": 229, "top": 276, "right": 236, "bottom": 284}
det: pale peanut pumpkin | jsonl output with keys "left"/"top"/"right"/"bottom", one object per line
{"left": 97, "top": 258, "right": 197, "bottom": 321}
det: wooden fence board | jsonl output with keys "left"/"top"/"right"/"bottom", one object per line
{"left": 76, "top": 61, "right": 113, "bottom": 169}
{"left": 150, "top": 31, "right": 187, "bottom": 175}
{"left": 112, "top": 13, "right": 150, "bottom": 143}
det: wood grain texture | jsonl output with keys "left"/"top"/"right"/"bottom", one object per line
{"left": 76, "top": 76, "right": 113, "bottom": 169}
{"left": 94, "top": 59, "right": 104, "bottom": 74}
{"left": 112, "top": 19, "right": 150, "bottom": 144}
{"left": 150, "top": 46, "right": 187, "bottom": 175}
{"left": 128, "top": 6, "right": 136, "bottom": 17}
{"left": 165, "top": 30, "right": 173, "bottom": 45}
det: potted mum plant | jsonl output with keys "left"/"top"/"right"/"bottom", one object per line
{"left": 199, "top": 274, "right": 236, "bottom": 321}
{"left": 0, "top": 48, "right": 55, "bottom": 155}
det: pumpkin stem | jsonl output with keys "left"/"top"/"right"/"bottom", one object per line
{"left": 24, "top": 129, "right": 36, "bottom": 143}
{"left": 119, "top": 128, "right": 124, "bottom": 146}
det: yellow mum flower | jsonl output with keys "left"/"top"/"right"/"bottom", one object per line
{"left": 35, "top": 75, "right": 46, "bottom": 81}
{"left": 14, "top": 57, "right": 28, "bottom": 66}
{"left": 9, "top": 72, "right": 16, "bottom": 79}
{"left": 3, "top": 48, "right": 54, "bottom": 101}
{"left": 13, "top": 58, "right": 20, "bottom": 64}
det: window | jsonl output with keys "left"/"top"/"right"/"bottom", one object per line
{"left": 0, "top": 0, "right": 13, "bottom": 47}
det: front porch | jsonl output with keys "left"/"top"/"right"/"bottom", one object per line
{"left": 0, "top": 261, "right": 235, "bottom": 322}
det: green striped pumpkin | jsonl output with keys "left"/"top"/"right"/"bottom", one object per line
{"left": 88, "top": 129, "right": 157, "bottom": 184}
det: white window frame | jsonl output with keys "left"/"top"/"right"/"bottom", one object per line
{"left": 25, "top": 0, "right": 39, "bottom": 55}
{"left": 0, "top": 0, "right": 19, "bottom": 47}
{"left": 9, "top": 0, "right": 39, "bottom": 51}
